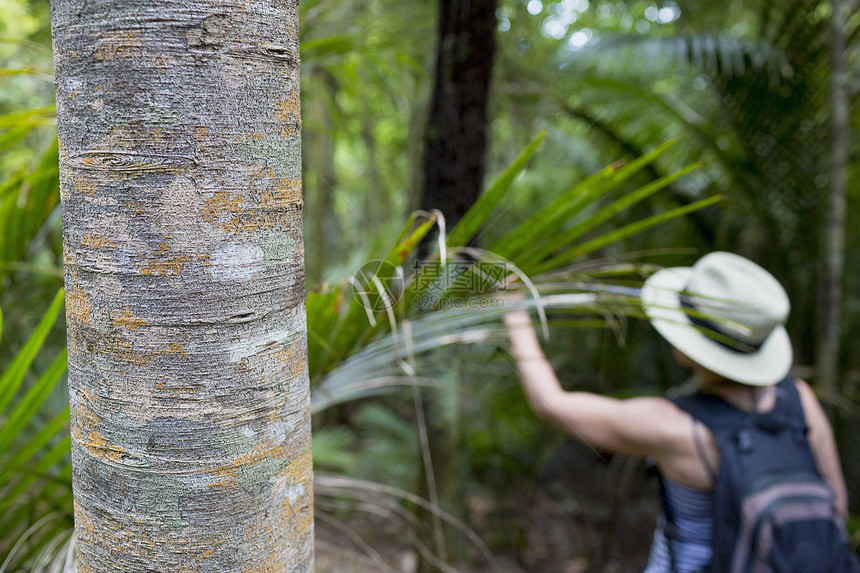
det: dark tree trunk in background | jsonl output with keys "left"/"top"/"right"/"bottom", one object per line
{"left": 817, "top": 0, "right": 849, "bottom": 394}
{"left": 417, "top": 5, "right": 497, "bottom": 570}
{"left": 421, "top": 0, "right": 497, "bottom": 232}
{"left": 305, "top": 67, "right": 338, "bottom": 286}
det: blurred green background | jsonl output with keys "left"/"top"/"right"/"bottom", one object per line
{"left": 1, "top": 0, "right": 858, "bottom": 571}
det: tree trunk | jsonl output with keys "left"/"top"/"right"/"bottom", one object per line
{"left": 817, "top": 0, "right": 849, "bottom": 393}
{"left": 421, "top": 0, "right": 497, "bottom": 231}
{"left": 304, "top": 67, "right": 337, "bottom": 287}
{"left": 51, "top": 1, "right": 313, "bottom": 570}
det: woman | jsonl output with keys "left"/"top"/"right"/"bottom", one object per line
{"left": 504, "top": 252, "right": 849, "bottom": 571}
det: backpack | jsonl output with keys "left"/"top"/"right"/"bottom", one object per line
{"left": 663, "top": 377, "right": 860, "bottom": 573}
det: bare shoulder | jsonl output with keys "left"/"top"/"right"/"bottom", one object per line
{"left": 618, "top": 396, "right": 696, "bottom": 449}
{"left": 792, "top": 377, "right": 815, "bottom": 399}
{"left": 620, "top": 395, "right": 691, "bottom": 426}
{"left": 790, "top": 379, "right": 848, "bottom": 516}
{"left": 791, "top": 378, "right": 833, "bottom": 438}
{"left": 792, "top": 378, "right": 825, "bottom": 420}
{"left": 553, "top": 394, "right": 693, "bottom": 458}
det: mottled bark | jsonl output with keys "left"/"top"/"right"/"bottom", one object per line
{"left": 421, "top": 0, "right": 497, "bottom": 230}
{"left": 51, "top": 1, "right": 312, "bottom": 571}
{"left": 818, "top": 0, "right": 849, "bottom": 393}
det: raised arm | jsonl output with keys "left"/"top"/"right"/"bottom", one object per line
{"left": 504, "top": 309, "right": 684, "bottom": 458}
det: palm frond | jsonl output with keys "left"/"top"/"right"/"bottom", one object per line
{"left": 0, "top": 290, "right": 71, "bottom": 571}
{"left": 571, "top": 34, "right": 794, "bottom": 82}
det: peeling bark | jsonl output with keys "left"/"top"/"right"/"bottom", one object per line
{"left": 51, "top": 1, "right": 312, "bottom": 570}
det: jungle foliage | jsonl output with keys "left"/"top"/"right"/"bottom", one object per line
{"left": 0, "top": 0, "right": 858, "bottom": 571}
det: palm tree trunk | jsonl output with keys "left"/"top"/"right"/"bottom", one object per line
{"left": 51, "top": 1, "right": 313, "bottom": 570}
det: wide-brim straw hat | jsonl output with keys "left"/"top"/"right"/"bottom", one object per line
{"left": 641, "top": 251, "right": 793, "bottom": 386}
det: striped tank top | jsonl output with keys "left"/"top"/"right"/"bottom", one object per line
{"left": 644, "top": 478, "right": 714, "bottom": 572}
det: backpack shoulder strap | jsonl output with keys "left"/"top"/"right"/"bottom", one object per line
{"left": 668, "top": 390, "right": 746, "bottom": 438}
{"left": 775, "top": 377, "right": 806, "bottom": 427}
{"left": 669, "top": 377, "right": 802, "bottom": 435}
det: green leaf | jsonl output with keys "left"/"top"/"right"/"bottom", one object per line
{"left": 0, "top": 349, "right": 68, "bottom": 454}
{"left": 0, "top": 435, "right": 71, "bottom": 516}
{"left": 0, "top": 125, "right": 36, "bottom": 151}
{"left": 491, "top": 139, "right": 678, "bottom": 259}
{"left": 0, "top": 288, "right": 65, "bottom": 415}
{"left": 0, "top": 67, "right": 53, "bottom": 77}
{"left": 312, "top": 426, "right": 357, "bottom": 472}
{"left": 532, "top": 195, "right": 722, "bottom": 274}
{"left": 445, "top": 130, "right": 545, "bottom": 248}
{"left": 383, "top": 213, "right": 438, "bottom": 265}
{"left": 0, "top": 105, "right": 55, "bottom": 129}
{"left": 522, "top": 162, "right": 702, "bottom": 266}
{"left": 300, "top": 35, "right": 357, "bottom": 60}
{"left": 0, "top": 407, "right": 69, "bottom": 485}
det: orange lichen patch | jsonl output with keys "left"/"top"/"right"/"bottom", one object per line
{"left": 151, "top": 54, "right": 174, "bottom": 70}
{"left": 241, "top": 549, "right": 283, "bottom": 573}
{"left": 124, "top": 201, "right": 145, "bottom": 216}
{"left": 195, "top": 127, "right": 209, "bottom": 139}
{"left": 202, "top": 192, "right": 244, "bottom": 224}
{"left": 93, "top": 30, "right": 143, "bottom": 62}
{"left": 101, "top": 126, "right": 135, "bottom": 151}
{"left": 270, "top": 337, "right": 307, "bottom": 381}
{"left": 82, "top": 430, "right": 129, "bottom": 462}
{"left": 66, "top": 288, "right": 92, "bottom": 324}
{"left": 74, "top": 177, "right": 97, "bottom": 197}
{"left": 140, "top": 255, "right": 192, "bottom": 276}
{"left": 278, "top": 448, "right": 312, "bottom": 493}
{"left": 166, "top": 343, "right": 188, "bottom": 359}
{"left": 126, "top": 341, "right": 187, "bottom": 366}
{"left": 204, "top": 479, "right": 234, "bottom": 489}
{"left": 279, "top": 449, "right": 314, "bottom": 538}
{"left": 221, "top": 211, "right": 278, "bottom": 234}
{"left": 74, "top": 499, "right": 96, "bottom": 536}
{"left": 275, "top": 90, "right": 300, "bottom": 122}
{"left": 202, "top": 181, "right": 303, "bottom": 234}
{"left": 248, "top": 132, "right": 265, "bottom": 140}
{"left": 81, "top": 233, "right": 115, "bottom": 249}
{"left": 74, "top": 514, "right": 183, "bottom": 569}
{"left": 153, "top": 377, "right": 196, "bottom": 398}
{"left": 112, "top": 308, "right": 148, "bottom": 330}
{"left": 72, "top": 388, "right": 102, "bottom": 433}
{"left": 262, "top": 178, "right": 302, "bottom": 207}
{"left": 97, "top": 333, "right": 189, "bottom": 367}
{"left": 231, "top": 361, "right": 252, "bottom": 379}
